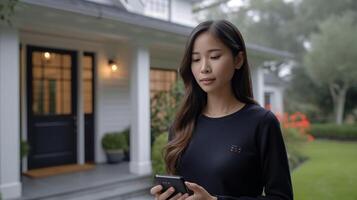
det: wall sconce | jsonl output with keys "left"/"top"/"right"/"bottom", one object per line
{"left": 108, "top": 59, "right": 118, "bottom": 72}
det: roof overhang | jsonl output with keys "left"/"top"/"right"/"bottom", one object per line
{"left": 15, "top": 0, "right": 293, "bottom": 59}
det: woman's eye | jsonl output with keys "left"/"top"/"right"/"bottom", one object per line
{"left": 210, "top": 55, "right": 221, "bottom": 60}
{"left": 192, "top": 59, "right": 200, "bottom": 62}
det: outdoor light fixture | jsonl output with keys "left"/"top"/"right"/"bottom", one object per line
{"left": 108, "top": 59, "right": 118, "bottom": 72}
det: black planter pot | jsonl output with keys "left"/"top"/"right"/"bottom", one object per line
{"left": 105, "top": 150, "right": 124, "bottom": 164}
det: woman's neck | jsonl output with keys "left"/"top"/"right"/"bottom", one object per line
{"left": 203, "top": 88, "right": 245, "bottom": 117}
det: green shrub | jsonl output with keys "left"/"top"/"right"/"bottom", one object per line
{"left": 121, "top": 127, "right": 130, "bottom": 152}
{"left": 101, "top": 132, "right": 128, "bottom": 151}
{"left": 282, "top": 128, "right": 308, "bottom": 170}
{"left": 151, "top": 80, "right": 184, "bottom": 145}
{"left": 152, "top": 132, "right": 168, "bottom": 176}
{"left": 310, "top": 124, "right": 357, "bottom": 140}
{"left": 21, "top": 140, "right": 30, "bottom": 158}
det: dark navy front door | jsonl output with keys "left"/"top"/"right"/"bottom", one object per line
{"left": 27, "top": 46, "right": 77, "bottom": 169}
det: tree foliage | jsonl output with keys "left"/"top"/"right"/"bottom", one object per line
{"left": 304, "top": 12, "right": 357, "bottom": 124}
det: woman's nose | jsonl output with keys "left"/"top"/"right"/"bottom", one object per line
{"left": 200, "top": 60, "right": 211, "bottom": 73}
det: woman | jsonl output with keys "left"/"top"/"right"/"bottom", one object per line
{"left": 150, "top": 20, "right": 293, "bottom": 200}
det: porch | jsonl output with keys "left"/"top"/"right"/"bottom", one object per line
{"left": 18, "top": 163, "right": 153, "bottom": 200}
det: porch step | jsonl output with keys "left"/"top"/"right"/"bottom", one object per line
{"left": 24, "top": 175, "right": 154, "bottom": 200}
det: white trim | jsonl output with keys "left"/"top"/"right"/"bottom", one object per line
{"left": 77, "top": 51, "right": 85, "bottom": 164}
{"left": 21, "top": 42, "right": 28, "bottom": 172}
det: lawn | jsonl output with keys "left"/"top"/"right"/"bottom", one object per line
{"left": 292, "top": 139, "right": 357, "bottom": 200}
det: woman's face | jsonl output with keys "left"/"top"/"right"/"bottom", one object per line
{"left": 191, "top": 32, "right": 242, "bottom": 94}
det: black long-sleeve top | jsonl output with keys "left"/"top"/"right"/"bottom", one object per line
{"left": 169, "top": 104, "right": 293, "bottom": 200}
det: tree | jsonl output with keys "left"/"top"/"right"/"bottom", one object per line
{"left": 0, "top": 0, "right": 18, "bottom": 25}
{"left": 196, "top": 0, "right": 357, "bottom": 123}
{"left": 304, "top": 12, "right": 357, "bottom": 124}
{"left": 198, "top": 0, "right": 304, "bottom": 55}
{"left": 284, "top": 66, "right": 332, "bottom": 123}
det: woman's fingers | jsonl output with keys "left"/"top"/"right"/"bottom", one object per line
{"left": 158, "top": 187, "right": 176, "bottom": 200}
{"left": 150, "top": 185, "right": 163, "bottom": 195}
{"left": 185, "top": 182, "right": 202, "bottom": 192}
{"left": 169, "top": 192, "right": 183, "bottom": 200}
{"left": 176, "top": 193, "right": 190, "bottom": 200}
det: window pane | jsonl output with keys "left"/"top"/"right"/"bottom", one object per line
{"left": 33, "top": 66, "right": 42, "bottom": 79}
{"left": 83, "top": 54, "right": 94, "bottom": 114}
{"left": 32, "top": 80, "right": 44, "bottom": 114}
{"left": 83, "top": 56, "right": 92, "bottom": 69}
{"left": 84, "top": 81, "right": 93, "bottom": 114}
{"left": 63, "top": 81, "right": 72, "bottom": 114}
{"left": 63, "top": 69, "right": 71, "bottom": 80}
{"left": 83, "top": 70, "right": 92, "bottom": 79}
{"left": 63, "top": 55, "right": 71, "bottom": 68}
{"left": 46, "top": 53, "right": 61, "bottom": 67}
{"left": 150, "top": 69, "right": 177, "bottom": 97}
{"left": 32, "top": 52, "right": 43, "bottom": 66}
{"left": 44, "top": 67, "right": 61, "bottom": 80}
{"left": 48, "top": 79, "right": 57, "bottom": 114}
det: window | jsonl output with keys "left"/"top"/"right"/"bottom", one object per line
{"left": 150, "top": 68, "right": 177, "bottom": 97}
{"left": 145, "top": 0, "right": 169, "bottom": 20}
{"left": 82, "top": 53, "right": 94, "bottom": 114}
{"left": 32, "top": 52, "right": 72, "bottom": 115}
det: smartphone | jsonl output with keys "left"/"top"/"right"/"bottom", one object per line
{"left": 154, "top": 174, "right": 193, "bottom": 198}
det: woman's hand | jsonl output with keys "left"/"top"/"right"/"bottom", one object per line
{"left": 150, "top": 185, "right": 190, "bottom": 200}
{"left": 184, "top": 181, "right": 217, "bottom": 200}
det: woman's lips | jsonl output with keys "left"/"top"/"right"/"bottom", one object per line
{"left": 200, "top": 78, "right": 216, "bottom": 85}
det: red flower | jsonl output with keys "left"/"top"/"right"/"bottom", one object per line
{"left": 275, "top": 112, "right": 314, "bottom": 142}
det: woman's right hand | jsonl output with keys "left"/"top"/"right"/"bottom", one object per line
{"left": 150, "top": 185, "right": 190, "bottom": 200}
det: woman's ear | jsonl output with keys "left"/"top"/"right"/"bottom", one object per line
{"left": 234, "top": 52, "right": 244, "bottom": 70}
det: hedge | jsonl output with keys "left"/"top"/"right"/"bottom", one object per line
{"left": 310, "top": 124, "right": 357, "bottom": 140}
{"left": 152, "top": 132, "right": 168, "bottom": 176}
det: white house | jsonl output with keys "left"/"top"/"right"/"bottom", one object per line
{"left": 0, "top": 0, "right": 292, "bottom": 199}
{"left": 263, "top": 71, "right": 286, "bottom": 114}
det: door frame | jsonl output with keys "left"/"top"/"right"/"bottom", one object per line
{"left": 26, "top": 45, "right": 78, "bottom": 169}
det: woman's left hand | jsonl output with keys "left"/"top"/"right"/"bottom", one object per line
{"left": 184, "top": 181, "right": 217, "bottom": 200}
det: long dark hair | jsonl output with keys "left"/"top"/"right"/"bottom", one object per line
{"left": 164, "top": 20, "right": 258, "bottom": 174}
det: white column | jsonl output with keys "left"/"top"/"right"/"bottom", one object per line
{"left": 275, "top": 87, "right": 284, "bottom": 114}
{"left": 77, "top": 51, "right": 85, "bottom": 164}
{"left": 251, "top": 67, "right": 264, "bottom": 106}
{"left": 129, "top": 44, "right": 152, "bottom": 175}
{"left": 0, "top": 25, "right": 22, "bottom": 199}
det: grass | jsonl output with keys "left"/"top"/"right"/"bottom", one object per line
{"left": 292, "top": 139, "right": 357, "bottom": 200}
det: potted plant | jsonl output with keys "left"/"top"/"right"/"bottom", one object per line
{"left": 102, "top": 132, "right": 128, "bottom": 164}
